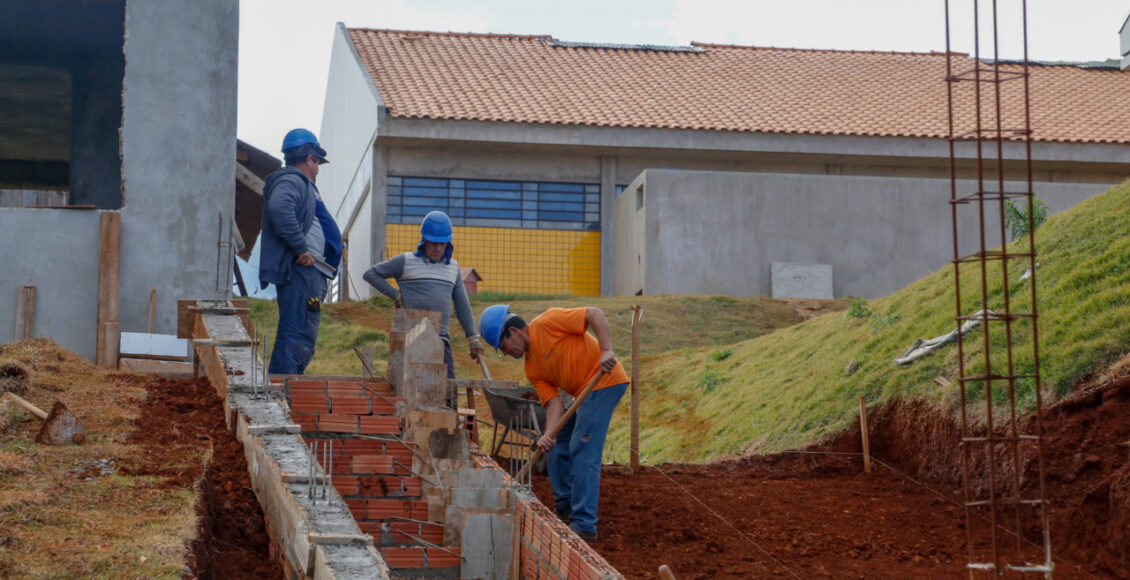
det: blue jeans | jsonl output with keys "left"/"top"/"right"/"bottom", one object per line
{"left": 268, "top": 266, "right": 326, "bottom": 375}
{"left": 547, "top": 383, "right": 627, "bottom": 536}
{"left": 443, "top": 337, "right": 456, "bottom": 407}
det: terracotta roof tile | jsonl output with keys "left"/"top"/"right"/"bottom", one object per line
{"left": 348, "top": 28, "right": 1130, "bottom": 144}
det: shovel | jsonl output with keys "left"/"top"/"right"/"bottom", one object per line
{"left": 518, "top": 370, "right": 606, "bottom": 480}
{"left": 3, "top": 392, "right": 87, "bottom": 445}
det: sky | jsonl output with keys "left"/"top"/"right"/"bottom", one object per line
{"left": 234, "top": 0, "right": 1129, "bottom": 297}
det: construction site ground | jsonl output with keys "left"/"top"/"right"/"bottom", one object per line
{"left": 3, "top": 326, "right": 1127, "bottom": 578}
{"left": 523, "top": 363, "right": 1130, "bottom": 579}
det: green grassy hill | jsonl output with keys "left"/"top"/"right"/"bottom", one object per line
{"left": 605, "top": 180, "right": 1130, "bottom": 464}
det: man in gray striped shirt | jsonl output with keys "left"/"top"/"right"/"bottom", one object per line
{"left": 364, "top": 212, "right": 484, "bottom": 406}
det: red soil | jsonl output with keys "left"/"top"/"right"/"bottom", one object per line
{"left": 532, "top": 375, "right": 1130, "bottom": 579}
{"left": 123, "top": 376, "right": 282, "bottom": 580}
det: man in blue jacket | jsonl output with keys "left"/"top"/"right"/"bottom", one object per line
{"left": 260, "top": 129, "right": 342, "bottom": 375}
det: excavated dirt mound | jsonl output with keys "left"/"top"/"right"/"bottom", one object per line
{"left": 123, "top": 376, "right": 282, "bottom": 580}
{"left": 531, "top": 375, "right": 1129, "bottom": 578}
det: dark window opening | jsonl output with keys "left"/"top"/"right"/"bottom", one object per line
{"left": 0, "top": 1, "right": 125, "bottom": 209}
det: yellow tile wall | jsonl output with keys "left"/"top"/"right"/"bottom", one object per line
{"left": 385, "top": 224, "right": 601, "bottom": 296}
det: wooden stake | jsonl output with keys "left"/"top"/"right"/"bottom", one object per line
{"left": 96, "top": 212, "right": 121, "bottom": 368}
{"left": 630, "top": 305, "right": 643, "bottom": 470}
{"left": 14, "top": 286, "right": 36, "bottom": 341}
{"left": 148, "top": 286, "right": 157, "bottom": 334}
{"left": 658, "top": 564, "right": 677, "bottom": 580}
{"left": 859, "top": 396, "right": 872, "bottom": 474}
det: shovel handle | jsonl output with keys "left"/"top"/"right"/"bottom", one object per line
{"left": 4, "top": 392, "right": 47, "bottom": 420}
{"left": 522, "top": 370, "right": 607, "bottom": 478}
{"left": 477, "top": 356, "right": 492, "bottom": 380}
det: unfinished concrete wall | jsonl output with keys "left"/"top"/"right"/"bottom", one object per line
{"left": 118, "top": 0, "right": 237, "bottom": 335}
{"left": 614, "top": 169, "right": 1107, "bottom": 298}
{"left": 0, "top": 0, "right": 238, "bottom": 358}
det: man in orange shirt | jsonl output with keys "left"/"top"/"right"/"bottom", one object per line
{"left": 479, "top": 304, "right": 629, "bottom": 542}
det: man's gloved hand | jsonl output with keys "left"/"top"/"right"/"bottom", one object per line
{"left": 468, "top": 335, "right": 485, "bottom": 361}
{"left": 393, "top": 293, "right": 404, "bottom": 309}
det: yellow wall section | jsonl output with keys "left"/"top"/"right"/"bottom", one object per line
{"left": 386, "top": 224, "right": 602, "bottom": 296}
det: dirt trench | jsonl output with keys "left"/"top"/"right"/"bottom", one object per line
{"left": 123, "top": 376, "right": 282, "bottom": 580}
{"left": 532, "top": 373, "right": 1130, "bottom": 579}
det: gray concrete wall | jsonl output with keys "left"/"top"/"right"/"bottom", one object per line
{"left": 119, "top": 0, "right": 238, "bottom": 336}
{"left": 0, "top": 209, "right": 101, "bottom": 358}
{"left": 0, "top": 0, "right": 238, "bottom": 359}
{"left": 614, "top": 169, "right": 1108, "bottom": 298}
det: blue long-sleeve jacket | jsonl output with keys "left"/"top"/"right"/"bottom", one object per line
{"left": 259, "top": 167, "right": 318, "bottom": 288}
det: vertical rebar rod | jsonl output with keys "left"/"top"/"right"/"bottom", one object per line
{"left": 1021, "top": 0, "right": 1053, "bottom": 574}
{"left": 308, "top": 441, "right": 315, "bottom": 500}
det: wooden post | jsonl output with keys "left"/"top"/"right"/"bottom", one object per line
{"left": 630, "top": 305, "right": 643, "bottom": 470}
{"left": 859, "top": 396, "right": 872, "bottom": 474}
{"left": 96, "top": 212, "right": 121, "bottom": 368}
{"left": 233, "top": 261, "right": 249, "bottom": 297}
{"left": 147, "top": 286, "right": 157, "bottom": 333}
{"left": 14, "top": 286, "right": 37, "bottom": 341}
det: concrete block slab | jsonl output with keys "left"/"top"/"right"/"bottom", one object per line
{"left": 771, "top": 262, "right": 833, "bottom": 299}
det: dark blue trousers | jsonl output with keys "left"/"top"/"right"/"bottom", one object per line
{"left": 268, "top": 266, "right": 326, "bottom": 375}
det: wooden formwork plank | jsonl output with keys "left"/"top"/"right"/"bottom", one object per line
{"left": 193, "top": 315, "right": 231, "bottom": 400}
{"left": 14, "top": 286, "right": 36, "bottom": 341}
{"left": 96, "top": 212, "right": 120, "bottom": 368}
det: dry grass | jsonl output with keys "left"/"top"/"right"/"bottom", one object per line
{"left": 0, "top": 339, "right": 201, "bottom": 578}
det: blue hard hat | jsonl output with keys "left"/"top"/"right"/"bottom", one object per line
{"left": 420, "top": 211, "right": 453, "bottom": 243}
{"left": 281, "top": 128, "right": 329, "bottom": 162}
{"left": 479, "top": 304, "right": 513, "bottom": 350}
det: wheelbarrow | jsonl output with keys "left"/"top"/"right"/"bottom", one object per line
{"left": 482, "top": 386, "right": 546, "bottom": 458}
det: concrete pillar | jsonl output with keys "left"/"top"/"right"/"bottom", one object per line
{"left": 370, "top": 145, "right": 389, "bottom": 264}
{"left": 599, "top": 156, "right": 617, "bottom": 296}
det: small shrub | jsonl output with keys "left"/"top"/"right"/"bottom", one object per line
{"left": 709, "top": 348, "right": 733, "bottom": 362}
{"left": 681, "top": 347, "right": 693, "bottom": 360}
{"left": 869, "top": 313, "right": 901, "bottom": 333}
{"left": 698, "top": 370, "right": 726, "bottom": 393}
{"left": 1004, "top": 197, "right": 1048, "bottom": 241}
{"left": 845, "top": 297, "right": 871, "bottom": 319}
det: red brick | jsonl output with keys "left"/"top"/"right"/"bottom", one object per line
{"left": 426, "top": 547, "right": 461, "bottom": 567}
{"left": 326, "top": 381, "right": 366, "bottom": 397}
{"left": 360, "top": 476, "right": 404, "bottom": 497}
{"left": 293, "top": 414, "right": 317, "bottom": 431}
{"left": 359, "top": 415, "right": 401, "bottom": 435}
{"left": 289, "top": 394, "right": 329, "bottom": 413}
{"left": 402, "top": 477, "right": 422, "bottom": 497}
{"left": 352, "top": 455, "right": 395, "bottom": 475}
{"left": 333, "top": 476, "right": 361, "bottom": 497}
{"left": 345, "top": 499, "right": 367, "bottom": 519}
{"left": 370, "top": 398, "right": 399, "bottom": 415}
{"left": 317, "top": 413, "right": 358, "bottom": 434}
{"left": 380, "top": 547, "right": 425, "bottom": 568}
{"left": 357, "top": 521, "right": 381, "bottom": 535}
{"left": 368, "top": 499, "right": 413, "bottom": 520}
{"left": 287, "top": 379, "right": 326, "bottom": 394}
{"left": 330, "top": 395, "right": 371, "bottom": 415}
{"left": 342, "top": 439, "right": 384, "bottom": 455}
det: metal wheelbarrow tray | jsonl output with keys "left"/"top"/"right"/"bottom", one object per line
{"left": 483, "top": 386, "right": 546, "bottom": 457}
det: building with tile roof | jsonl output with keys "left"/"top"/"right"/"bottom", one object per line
{"left": 318, "top": 25, "right": 1130, "bottom": 299}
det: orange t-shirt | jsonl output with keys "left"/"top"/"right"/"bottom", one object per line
{"left": 524, "top": 307, "right": 630, "bottom": 405}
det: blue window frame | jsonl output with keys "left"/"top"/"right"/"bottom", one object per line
{"left": 388, "top": 177, "right": 600, "bottom": 231}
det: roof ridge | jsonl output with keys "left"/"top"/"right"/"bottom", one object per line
{"left": 689, "top": 41, "right": 966, "bottom": 57}
{"left": 349, "top": 27, "right": 552, "bottom": 41}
